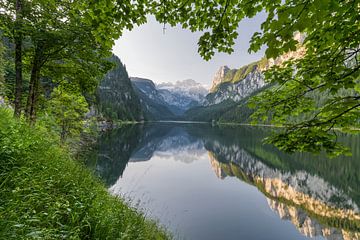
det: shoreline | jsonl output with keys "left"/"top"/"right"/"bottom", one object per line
{"left": 0, "top": 107, "right": 171, "bottom": 239}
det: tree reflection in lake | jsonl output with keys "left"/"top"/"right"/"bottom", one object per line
{"left": 87, "top": 123, "right": 360, "bottom": 240}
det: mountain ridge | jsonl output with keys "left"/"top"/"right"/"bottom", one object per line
{"left": 131, "top": 77, "right": 207, "bottom": 119}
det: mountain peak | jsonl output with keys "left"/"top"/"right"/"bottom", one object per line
{"left": 209, "top": 66, "right": 230, "bottom": 92}
{"left": 131, "top": 77, "right": 208, "bottom": 117}
{"left": 130, "top": 77, "right": 156, "bottom": 89}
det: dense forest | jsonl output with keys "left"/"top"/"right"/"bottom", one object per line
{"left": 0, "top": 0, "right": 358, "bottom": 153}
{"left": 97, "top": 55, "right": 144, "bottom": 122}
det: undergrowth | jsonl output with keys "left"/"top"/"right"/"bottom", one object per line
{"left": 0, "top": 107, "right": 170, "bottom": 239}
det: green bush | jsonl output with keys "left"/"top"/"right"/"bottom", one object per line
{"left": 0, "top": 107, "right": 170, "bottom": 239}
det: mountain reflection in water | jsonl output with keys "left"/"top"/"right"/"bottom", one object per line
{"left": 86, "top": 123, "right": 360, "bottom": 240}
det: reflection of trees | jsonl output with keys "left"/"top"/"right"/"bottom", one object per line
{"left": 85, "top": 122, "right": 360, "bottom": 238}
{"left": 85, "top": 124, "right": 143, "bottom": 186}
{"left": 86, "top": 123, "right": 206, "bottom": 186}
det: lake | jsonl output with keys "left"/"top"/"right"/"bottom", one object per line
{"left": 86, "top": 123, "right": 360, "bottom": 240}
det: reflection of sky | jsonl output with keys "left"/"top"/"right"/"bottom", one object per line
{"left": 108, "top": 124, "right": 360, "bottom": 240}
{"left": 155, "top": 148, "right": 208, "bottom": 164}
{"left": 154, "top": 139, "right": 206, "bottom": 164}
{"left": 130, "top": 127, "right": 206, "bottom": 163}
{"left": 109, "top": 154, "right": 309, "bottom": 240}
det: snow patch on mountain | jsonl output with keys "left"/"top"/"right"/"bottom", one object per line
{"left": 131, "top": 77, "right": 208, "bottom": 116}
{"left": 157, "top": 79, "right": 208, "bottom": 110}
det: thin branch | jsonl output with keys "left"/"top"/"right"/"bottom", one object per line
{"left": 215, "top": 0, "right": 230, "bottom": 32}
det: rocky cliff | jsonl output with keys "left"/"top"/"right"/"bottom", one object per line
{"left": 206, "top": 33, "right": 306, "bottom": 106}
{"left": 209, "top": 66, "right": 230, "bottom": 92}
{"left": 184, "top": 36, "right": 306, "bottom": 122}
{"left": 205, "top": 67, "right": 265, "bottom": 105}
{"left": 205, "top": 60, "right": 266, "bottom": 105}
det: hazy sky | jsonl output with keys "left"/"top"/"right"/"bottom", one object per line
{"left": 113, "top": 13, "right": 266, "bottom": 88}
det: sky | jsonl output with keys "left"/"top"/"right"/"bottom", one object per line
{"left": 112, "top": 13, "right": 267, "bottom": 88}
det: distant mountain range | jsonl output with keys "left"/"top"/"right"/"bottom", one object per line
{"left": 183, "top": 39, "right": 306, "bottom": 122}
{"left": 98, "top": 42, "right": 304, "bottom": 123}
{"left": 131, "top": 77, "right": 207, "bottom": 120}
{"left": 183, "top": 61, "right": 268, "bottom": 122}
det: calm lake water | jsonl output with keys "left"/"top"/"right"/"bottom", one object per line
{"left": 86, "top": 123, "right": 360, "bottom": 240}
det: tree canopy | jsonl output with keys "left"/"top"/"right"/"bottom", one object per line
{"left": 0, "top": 0, "right": 359, "bottom": 154}
{"left": 152, "top": 0, "right": 359, "bottom": 155}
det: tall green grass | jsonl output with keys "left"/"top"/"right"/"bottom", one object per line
{"left": 0, "top": 107, "right": 170, "bottom": 239}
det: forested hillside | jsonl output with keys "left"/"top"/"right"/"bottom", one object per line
{"left": 97, "top": 55, "right": 143, "bottom": 121}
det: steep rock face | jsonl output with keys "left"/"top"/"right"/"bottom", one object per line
{"left": 205, "top": 61, "right": 266, "bottom": 106}
{"left": 205, "top": 69, "right": 265, "bottom": 105}
{"left": 209, "top": 66, "right": 230, "bottom": 92}
{"left": 131, "top": 77, "right": 165, "bottom": 106}
{"left": 206, "top": 35, "right": 306, "bottom": 106}
{"left": 97, "top": 55, "right": 143, "bottom": 121}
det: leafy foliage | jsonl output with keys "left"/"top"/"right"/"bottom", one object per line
{"left": 0, "top": 40, "right": 4, "bottom": 95}
{"left": 246, "top": 0, "right": 360, "bottom": 155}
{"left": 0, "top": 0, "right": 149, "bottom": 121}
{"left": 47, "top": 87, "right": 88, "bottom": 142}
{"left": 154, "top": 0, "right": 360, "bottom": 154}
{"left": 0, "top": 0, "right": 358, "bottom": 155}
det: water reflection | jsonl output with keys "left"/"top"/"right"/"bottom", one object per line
{"left": 85, "top": 124, "right": 143, "bottom": 185}
{"left": 87, "top": 123, "right": 360, "bottom": 240}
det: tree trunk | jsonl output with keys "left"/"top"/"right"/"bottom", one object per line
{"left": 61, "top": 123, "right": 67, "bottom": 143}
{"left": 26, "top": 46, "right": 42, "bottom": 124}
{"left": 25, "top": 61, "right": 38, "bottom": 118}
{"left": 29, "top": 75, "right": 40, "bottom": 124}
{"left": 14, "top": 0, "right": 23, "bottom": 117}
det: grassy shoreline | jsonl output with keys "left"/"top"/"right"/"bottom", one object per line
{"left": 0, "top": 107, "right": 171, "bottom": 239}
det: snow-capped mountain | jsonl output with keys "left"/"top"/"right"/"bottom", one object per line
{"left": 157, "top": 79, "right": 208, "bottom": 112}
{"left": 131, "top": 77, "right": 177, "bottom": 120}
{"left": 131, "top": 77, "right": 207, "bottom": 118}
